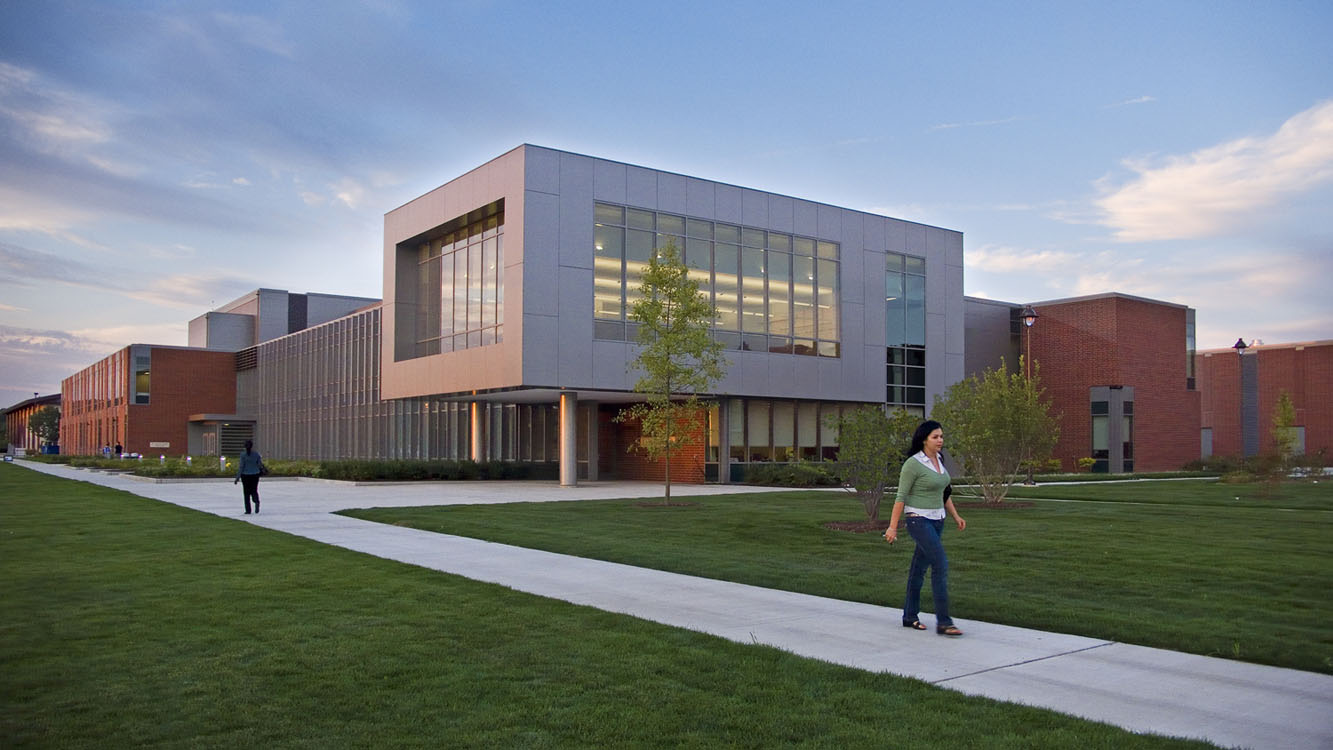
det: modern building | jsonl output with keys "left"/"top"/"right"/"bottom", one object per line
{"left": 965, "top": 292, "right": 1201, "bottom": 473}
{"left": 4, "top": 393, "right": 60, "bottom": 455}
{"left": 61, "top": 290, "right": 376, "bottom": 457}
{"left": 381, "top": 144, "right": 965, "bottom": 483}
{"left": 1196, "top": 339, "right": 1333, "bottom": 459}
{"left": 58, "top": 144, "right": 967, "bottom": 483}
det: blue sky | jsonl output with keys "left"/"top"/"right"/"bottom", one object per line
{"left": 2, "top": 0, "right": 1331, "bottom": 409}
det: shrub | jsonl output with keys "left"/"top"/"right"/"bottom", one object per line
{"left": 1077, "top": 457, "right": 1097, "bottom": 472}
{"left": 742, "top": 462, "right": 840, "bottom": 488}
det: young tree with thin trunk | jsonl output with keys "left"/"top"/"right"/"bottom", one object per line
{"left": 931, "top": 357, "right": 1059, "bottom": 504}
{"left": 829, "top": 406, "right": 920, "bottom": 520}
{"left": 617, "top": 241, "right": 726, "bottom": 503}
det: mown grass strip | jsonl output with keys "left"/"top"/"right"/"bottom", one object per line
{"left": 0, "top": 464, "right": 1213, "bottom": 748}
{"left": 343, "top": 481, "right": 1333, "bottom": 674}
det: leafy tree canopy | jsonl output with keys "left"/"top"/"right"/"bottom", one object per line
{"left": 931, "top": 357, "right": 1060, "bottom": 504}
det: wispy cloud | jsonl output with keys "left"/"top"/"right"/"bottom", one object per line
{"left": 212, "top": 12, "right": 296, "bottom": 58}
{"left": 0, "top": 241, "right": 255, "bottom": 310}
{"left": 0, "top": 302, "right": 28, "bottom": 312}
{"left": 929, "top": 116, "right": 1023, "bottom": 132}
{"left": 967, "top": 244, "right": 1080, "bottom": 273}
{"left": 1096, "top": 99, "right": 1333, "bottom": 241}
{"left": 1104, "top": 95, "right": 1156, "bottom": 108}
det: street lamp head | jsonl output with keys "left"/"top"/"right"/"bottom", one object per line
{"left": 1233, "top": 337, "right": 1248, "bottom": 356}
{"left": 1021, "top": 305, "right": 1039, "bottom": 328}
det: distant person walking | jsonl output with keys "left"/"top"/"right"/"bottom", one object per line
{"left": 885, "top": 420, "right": 967, "bottom": 636}
{"left": 234, "top": 440, "right": 266, "bottom": 515}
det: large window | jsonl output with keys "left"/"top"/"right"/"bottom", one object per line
{"left": 594, "top": 202, "right": 840, "bottom": 357}
{"left": 403, "top": 201, "right": 504, "bottom": 360}
{"left": 886, "top": 252, "right": 926, "bottom": 407}
{"left": 707, "top": 399, "right": 851, "bottom": 466}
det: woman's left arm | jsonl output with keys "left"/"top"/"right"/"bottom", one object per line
{"left": 945, "top": 498, "right": 966, "bottom": 531}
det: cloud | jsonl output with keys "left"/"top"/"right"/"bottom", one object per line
{"left": 930, "top": 116, "right": 1023, "bottom": 132}
{"left": 212, "top": 12, "right": 296, "bottom": 58}
{"left": 0, "top": 241, "right": 255, "bottom": 310}
{"left": 233, "top": 177, "right": 251, "bottom": 186}
{"left": 0, "top": 302, "right": 28, "bottom": 312}
{"left": 967, "top": 244, "right": 1080, "bottom": 273}
{"left": 1104, "top": 95, "right": 1156, "bottom": 108}
{"left": 1096, "top": 99, "right": 1333, "bottom": 241}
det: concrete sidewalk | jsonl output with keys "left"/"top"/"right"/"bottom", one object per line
{"left": 17, "top": 461, "right": 1333, "bottom": 749}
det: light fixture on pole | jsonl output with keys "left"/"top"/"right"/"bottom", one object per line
{"left": 1021, "top": 305, "right": 1039, "bottom": 485}
{"left": 1233, "top": 337, "right": 1248, "bottom": 457}
{"left": 1021, "top": 305, "right": 1039, "bottom": 380}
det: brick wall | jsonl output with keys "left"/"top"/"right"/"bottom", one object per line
{"left": 61, "top": 346, "right": 236, "bottom": 456}
{"left": 612, "top": 410, "right": 707, "bottom": 484}
{"left": 1030, "top": 296, "right": 1200, "bottom": 472}
{"left": 1198, "top": 342, "right": 1333, "bottom": 457}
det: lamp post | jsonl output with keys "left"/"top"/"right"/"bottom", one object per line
{"left": 1233, "top": 337, "right": 1248, "bottom": 457}
{"left": 1021, "top": 305, "right": 1039, "bottom": 485}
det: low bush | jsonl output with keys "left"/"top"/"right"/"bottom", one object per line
{"left": 742, "top": 462, "right": 841, "bottom": 487}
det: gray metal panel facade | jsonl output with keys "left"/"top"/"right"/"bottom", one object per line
{"left": 521, "top": 145, "right": 966, "bottom": 406}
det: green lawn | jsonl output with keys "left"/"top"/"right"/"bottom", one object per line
{"left": 1004, "top": 478, "right": 1333, "bottom": 510}
{"left": 342, "top": 481, "right": 1333, "bottom": 675}
{"left": 0, "top": 464, "right": 1214, "bottom": 748}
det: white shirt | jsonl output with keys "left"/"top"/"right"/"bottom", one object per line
{"left": 904, "top": 450, "right": 948, "bottom": 520}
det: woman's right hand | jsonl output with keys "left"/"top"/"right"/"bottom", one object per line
{"left": 884, "top": 526, "right": 897, "bottom": 544}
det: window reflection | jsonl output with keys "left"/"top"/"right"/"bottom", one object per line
{"left": 593, "top": 202, "right": 841, "bottom": 357}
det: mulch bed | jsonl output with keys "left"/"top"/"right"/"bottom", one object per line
{"left": 632, "top": 501, "right": 700, "bottom": 508}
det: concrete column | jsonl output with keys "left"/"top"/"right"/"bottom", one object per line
{"left": 560, "top": 392, "right": 578, "bottom": 486}
{"left": 717, "top": 398, "right": 731, "bottom": 484}
{"left": 584, "top": 402, "right": 599, "bottom": 481}
{"left": 470, "top": 402, "right": 485, "bottom": 462}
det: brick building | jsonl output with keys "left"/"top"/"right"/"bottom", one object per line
{"left": 968, "top": 293, "right": 1200, "bottom": 473}
{"left": 1196, "top": 340, "right": 1333, "bottom": 459}
{"left": 3, "top": 393, "right": 61, "bottom": 454}
{"left": 60, "top": 345, "right": 237, "bottom": 456}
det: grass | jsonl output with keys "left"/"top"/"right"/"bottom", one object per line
{"left": 1003, "top": 477, "right": 1332, "bottom": 509}
{"left": 342, "top": 481, "right": 1333, "bottom": 675}
{"left": 0, "top": 464, "right": 1214, "bottom": 748}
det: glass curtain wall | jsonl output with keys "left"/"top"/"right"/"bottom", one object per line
{"left": 409, "top": 204, "right": 504, "bottom": 359}
{"left": 886, "top": 252, "right": 926, "bottom": 410}
{"left": 706, "top": 399, "right": 861, "bottom": 468}
{"left": 594, "top": 202, "right": 840, "bottom": 357}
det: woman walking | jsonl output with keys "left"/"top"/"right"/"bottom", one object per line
{"left": 233, "top": 440, "right": 266, "bottom": 515}
{"left": 885, "top": 420, "right": 967, "bottom": 636}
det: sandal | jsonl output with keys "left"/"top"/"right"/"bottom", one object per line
{"left": 936, "top": 625, "right": 964, "bottom": 637}
{"left": 902, "top": 620, "right": 927, "bottom": 630}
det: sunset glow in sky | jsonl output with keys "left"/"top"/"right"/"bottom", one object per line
{"left": 2, "top": 0, "right": 1331, "bottom": 409}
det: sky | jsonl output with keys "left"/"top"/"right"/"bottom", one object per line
{"left": 2, "top": 0, "right": 1331, "bottom": 410}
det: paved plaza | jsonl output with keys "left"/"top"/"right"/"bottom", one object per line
{"left": 16, "top": 460, "right": 1333, "bottom": 750}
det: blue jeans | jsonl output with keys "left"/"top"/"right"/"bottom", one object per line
{"left": 903, "top": 517, "right": 951, "bottom": 627}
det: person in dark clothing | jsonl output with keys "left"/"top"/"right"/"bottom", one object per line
{"left": 233, "top": 440, "right": 266, "bottom": 515}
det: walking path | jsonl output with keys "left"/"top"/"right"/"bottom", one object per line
{"left": 18, "top": 461, "right": 1332, "bottom": 750}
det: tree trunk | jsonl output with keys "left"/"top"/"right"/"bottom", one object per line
{"left": 664, "top": 420, "right": 672, "bottom": 505}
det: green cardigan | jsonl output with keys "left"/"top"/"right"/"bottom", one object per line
{"left": 894, "top": 455, "right": 950, "bottom": 509}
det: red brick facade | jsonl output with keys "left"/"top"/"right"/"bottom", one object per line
{"left": 1028, "top": 295, "right": 1201, "bottom": 472}
{"left": 61, "top": 346, "right": 237, "bottom": 456}
{"left": 600, "top": 407, "right": 706, "bottom": 483}
{"left": 1196, "top": 341, "right": 1333, "bottom": 458}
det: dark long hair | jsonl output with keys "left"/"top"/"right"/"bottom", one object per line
{"left": 244, "top": 439, "right": 254, "bottom": 455}
{"left": 909, "top": 420, "right": 942, "bottom": 456}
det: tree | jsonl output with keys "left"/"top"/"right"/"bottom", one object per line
{"left": 830, "top": 406, "right": 920, "bottom": 520}
{"left": 616, "top": 241, "right": 726, "bottom": 503}
{"left": 1271, "top": 390, "right": 1298, "bottom": 460}
{"left": 931, "top": 357, "right": 1060, "bottom": 504}
{"left": 29, "top": 405, "right": 61, "bottom": 447}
